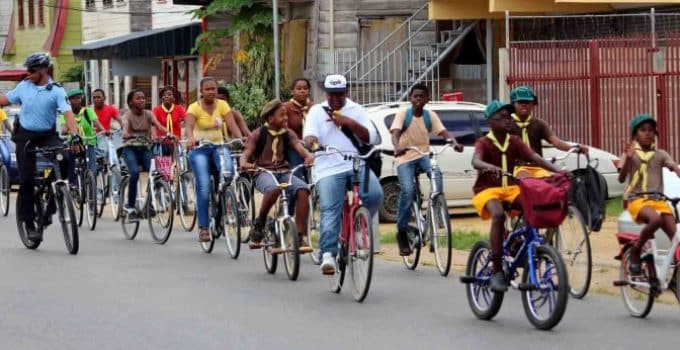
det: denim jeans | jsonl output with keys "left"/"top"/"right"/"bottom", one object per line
{"left": 121, "top": 146, "right": 151, "bottom": 208}
{"left": 396, "top": 156, "right": 442, "bottom": 231}
{"left": 189, "top": 145, "right": 234, "bottom": 229}
{"left": 317, "top": 167, "right": 383, "bottom": 256}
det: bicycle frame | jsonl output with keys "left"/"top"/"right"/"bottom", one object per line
{"left": 340, "top": 168, "right": 365, "bottom": 257}
{"left": 255, "top": 163, "right": 308, "bottom": 229}
{"left": 407, "top": 144, "right": 450, "bottom": 240}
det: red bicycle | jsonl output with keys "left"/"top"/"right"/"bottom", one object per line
{"left": 315, "top": 145, "right": 380, "bottom": 302}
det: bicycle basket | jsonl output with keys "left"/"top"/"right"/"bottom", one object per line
{"left": 519, "top": 173, "right": 571, "bottom": 229}
{"left": 154, "top": 155, "right": 173, "bottom": 182}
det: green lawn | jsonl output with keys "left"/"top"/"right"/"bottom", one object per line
{"left": 380, "top": 229, "right": 485, "bottom": 251}
{"left": 606, "top": 197, "right": 624, "bottom": 217}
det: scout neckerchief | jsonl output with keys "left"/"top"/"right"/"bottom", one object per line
{"left": 290, "top": 98, "right": 311, "bottom": 125}
{"left": 162, "top": 103, "right": 175, "bottom": 136}
{"left": 264, "top": 122, "right": 287, "bottom": 164}
{"left": 626, "top": 142, "right": 656, "bottom": 195}
{"left": 511, "top": 113, "right": 532, "bottom": 146}
{"left": 486, "top": 131, "right": 510, "bottom": 188}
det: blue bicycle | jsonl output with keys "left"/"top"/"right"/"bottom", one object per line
{"left": 460, "top": 174, "right": 569, "bottom": 330}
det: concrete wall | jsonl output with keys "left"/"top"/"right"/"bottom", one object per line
{"left": 152, "top": 1, "right": 199, "bottom": 29}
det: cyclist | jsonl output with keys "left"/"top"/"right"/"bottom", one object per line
{"left": 618, "top": 114, "right": 680, "bottom": 275}
{"left": 303, "top": 74, "right": 383, "bottom": 275}
{"left": 508, "top": 86, "right": 588, "bottom": 178}
{"left": 92, "top": 88, "right": 121, "bottom": 132}
{"left": 471, "top": 100, "right": 566, "bottom": 292}
{"left": 282, "top": 78, "right": 313, "bottom": 180}
{"left": 152, "top": 85, "right": 185, "bottom": 155}
{"left": 120, "top": 89, "right": 171, "bottom": 218}
{"left": 58, "top": 88, "right": 104, "bottom": 180}
{"left": 240, "top": 99, "right": 314, "bottom": 251}
{"left": 217, "top": 85, "right": 251, "bottom": 138}
{"left": 0, "top": 53, "right": 80, "bottom": 242}
{"left": 187, "top": 77, "right": 240, "bottom": 242}
{"left": 0, "top": 107, "right": 13, "bottom": 134}
{"left": 0, "top": 107, "right": 12, "bottom": 169}
{"left": 390, "top": 83, "right": 463, "bottom": 256}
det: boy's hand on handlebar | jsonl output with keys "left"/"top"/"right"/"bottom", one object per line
{"left": 240, "top": 162, "right": 255, "bottom": 171}
{"left": 394, "top": 146, "right": 407, "bottom": 157}
{"left": 303, "top": 155, "right": 314, "bottom": 167}
{"left": 483, "top": 166, "right": 504, "bottom": 178}
{"left": 186, "top": 137, "right": 196, "bottom": 150}
{"left": 576, "top": 144, "right": 589, "bottom": 154}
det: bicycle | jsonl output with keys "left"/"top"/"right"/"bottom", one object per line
{"left": 96, "top": 130, "right": 123, "bottom": 221}
{"left": 460, "top": 173, "right": 569, "bottom": 330}
{"left": 227, "top": 139, "right": 254, "bottom": 247}
{"left": 118, "top": 136, "right": 175, "bottom": 244}
{"left": 313, "top": 145, "right": 378, "bottom": 302}
{"left": 248, "top": 163, "right": 311, "bottom": 281}
{"left": 613, "top": 192, "right": 680, "bottom": 318}
{"left": 193, "top": 139, "right": 240, "bottom": 257}
{"left": 71, "top": 135, "right": 98, "bottom": 231}
{"left": 401, "top": 144, "right": 453, "bottom": 276}
{"left": 173, "top": 140, "right": 197, "bottom": 232}
{"left": 0, "top": 135, "right": 11, "bottom": 216}
{"left": 306, "top": 167, "right": 321, "bottom": 265}
{"left": 16, "top": 143, "right": 79, "bottom": 254}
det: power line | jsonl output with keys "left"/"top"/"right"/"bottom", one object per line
{"left": 42, "top": 0, "right": 198, "bottom": 15}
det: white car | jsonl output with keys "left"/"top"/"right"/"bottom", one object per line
{"left": 367, "top": 101, "right": 624, "bottom": 222}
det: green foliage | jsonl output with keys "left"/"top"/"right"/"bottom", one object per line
{"left": 61, "top": 64, "right": 84, "bottom": 86}
{"left": 452, "top": 230, "right": 485, "bottom": 251}
{"left": 222, "top": 82, "right": 267, "bottom": 130}
{"left": 606, "top": 197, "right": 624, "bottom": 217}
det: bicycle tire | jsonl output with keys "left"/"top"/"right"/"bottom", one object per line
{"left": 76, "top": 172, "right": 85, "bottom": 227}
{"left": 15, "top": 192, "right": 41, "bottom": 250}
{"left": 96, "top": 169, "right": 107, "bottom": 218}
{"left": 620, "top": 247, "right": 655, "bottom": 318}
{"left": 431, "top": 194, "right": 452, "bottom": 277}
{"left": 521, "top": 244, "right": 569, "bottom": 330}
{"left": 109, "top": 168, "right": 122, "bottom": 221}
{"left": 328, "top": 240, "right": 347, "bottom": 294}
{"left": 282, "top": 218, "right": 300, "bottom": 281}
{"left": 464, "top": 240, "right": 504, "bottom": 320}
{"left": 56, "top": 184, "right": 79, "bottom": 255}
{"left": 85, "top": 171, "right": 98, "bottom": 231}
{"left": 0, "top": 164, "right": 10, "bottom": 216}
{"left": 307, "top": 185, "right": 321, "bottom": 265}
{"left": 402, "top": 203, "right": 422, "bottom": 271}
{"left": 222, "top": 187, "right": 241, "bottom": 259}
{"left": 200, "top": 191, "right": 217, "bottom": 253}
{"left": 148, "top": 179, "right": 174, "bottom": 244}
{"left": 349, "top": 206, "right": 374, "bottom": 302}
{"left": 263, "top": 218, "right": 278, "bottom": 274}
{"left": 554, "top": 205, "right": 592, "bottom": 299}
{"left": 235, "top": 176, "right": 252, "bottom": 235}
{"left": 119, "top": 177, "right": 140, "bottom": 240}
{"left": 178, "top": 172, "right": 197, "bottom": 232}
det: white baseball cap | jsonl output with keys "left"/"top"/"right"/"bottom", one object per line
{"left": 323, "top": 74, "right": 348, "bottom": 92}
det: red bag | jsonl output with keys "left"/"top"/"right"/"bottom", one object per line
{"left": 153, "top": 156, "right": 173, "bottom": 182}
{"left": 519, "top": 173, "right": 571, "bottom": 229}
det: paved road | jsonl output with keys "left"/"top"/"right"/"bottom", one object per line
{"left": 0, "top": 206, "right": 677, "bottom": 350}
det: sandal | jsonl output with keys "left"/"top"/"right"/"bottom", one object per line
{"left": 199, "top": 228, "right": 211, "bottom": 242}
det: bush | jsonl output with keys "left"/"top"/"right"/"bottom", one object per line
{"left": 223, "top": 83, "right": 268, "bottom": 130}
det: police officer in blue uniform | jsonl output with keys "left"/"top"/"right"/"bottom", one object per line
{"left": 0, "top": 53, "right": 80, "bottom": 242}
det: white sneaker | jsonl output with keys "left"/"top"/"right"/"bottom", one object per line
{"left": 320, "top": 252, "right": 336, "bottom": 275}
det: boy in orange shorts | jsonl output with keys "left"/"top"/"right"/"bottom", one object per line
{"left": 472, "top": 101, "right": 567, "bottom": 292}
{"left": 618, "top": 114, "right": 680, "bottom": 275}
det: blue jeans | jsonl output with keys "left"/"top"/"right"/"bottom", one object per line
{"left": 121, "top": 146, "right": 151, "bottom": 208}
{"left": 396, "top": 156, "right": 442, "bottom": 231}
{"left": 189, "top": 145, "right": 234, "bottom": 229}
{"left": 317, "top": 167, "right": 383, "bottom": 256}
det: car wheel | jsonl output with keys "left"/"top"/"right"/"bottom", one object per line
{"left": 379, "top": 178, "right": 399, "bottom": 223}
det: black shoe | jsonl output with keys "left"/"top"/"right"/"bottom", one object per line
{"left": 629, "top": 249, "right": 642, "bottom": 276}
{"left": 248, "top": 218, "right": 265, "bottom": 249}
{"left": 42, "top": 215, "right": 52, "bottom": 227}
{"left": 25, "top": 221, "right": 43, "bottom": 242}
{"left": 490, "top": 272, "right": 508, "bottom": 293}
{"left": 396, "top": 229, "right": 412, "bottom": 256}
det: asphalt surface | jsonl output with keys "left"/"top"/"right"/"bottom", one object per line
{"left": 0, "top": 203, "right": 678, "bottom": 350}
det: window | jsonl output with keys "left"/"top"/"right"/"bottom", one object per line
{"left": 38, "top": 0, "right": 44, "bottom": 26}
{"left": 85, "top": 0, "right": 95, "bottom": 9}
{"left": 103, "top": 0, "right": 113, "bottom": 8}
{"left": 116, "top": 0, "right": 125, "bottom": 5}
{"left": 17, "top": 0, "right": 24, "bottom": 28}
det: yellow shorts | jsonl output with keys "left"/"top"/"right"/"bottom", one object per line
{"left": 513, "top": 165, "right": 552, "bottom": 178}
{"left": 627, "top": 198, "right": 673, "bottom": 223}
{"left": 473, "top": 186, "right": 522, "bottom": 220}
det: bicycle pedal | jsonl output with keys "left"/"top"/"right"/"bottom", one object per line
{"left": 612, "top": 280, "right": 629, "bottom": 287}
{"left": 517, "top": 283, "right": 538, "bottom": 291}
{"left": 459, "top": 276, "right": 477, "bottom": 284}
{"left": 271, "top": 247, "right": 286, "bottom": 255}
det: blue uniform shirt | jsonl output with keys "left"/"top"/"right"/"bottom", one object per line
{"left": 6, "top": 78, "right": 72, "bottom": 132}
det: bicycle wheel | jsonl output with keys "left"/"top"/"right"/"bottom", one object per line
{"left": 177, "top": 172, "right": 197, "bottom": 232}
{"left": 282, "top": 217, "right": 300, "bottom": 281}
{"left": 200, "top": 192, "right": 217, "bottom": 253}
{"left": 96, "top": 169, "right": 107, "bottom": 218}
{"left": 263, "top": 218, "right": 278, "bottom": 274}
{"left": 16, "top": 192, "right": 41, "bottom": 250}
{"left": 431, "top": 194, "right": 452, "bottom": 277}
{"left": 221, "top": 187, "right": 241, "bottom": 259}
{"left": 521, "top": 244, "right": 569, "bottom": 330}
{"left": 85, "top": 171, "right": 98, "bottom": 231}
{"left": 56, "top": 184, "right": 79, "bottom": 255}
{"left": 329, "top": 240, "right": 347, "bottom": 294}
{"left": 554, "top": 205, "right": 592, "bottom": 299}
{"left": 464, "top": 240, "right": 504, "bottom": 320}
{"left": 0, "top": 164, "right": 10, "bottom": 216}
{"left": 109, "top": 168, "right": 122, "bottom": 221}
{"left": 307, "top": 185, "right": 321, "bottom": 265}
{"left": 349, "top": 206, "right": 374, "bottom": 302}
{"left": 619, "top": 247, "right": 655, "bottom": 318}
{"left": 148, "top": 179, "right": 174, "bottom": 244}
{"left": 235, "top": 176, "right": 252, "bottom": 235}
{"left": 402, "top": 203, "right": 422, "bottom": 271}
{"left": 76, "top": 172, "right": 85, "bottom": 227}
{"left": 119, "top": 177, "right": 140, "bottom": 240}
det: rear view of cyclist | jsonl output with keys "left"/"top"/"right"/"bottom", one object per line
{"left": 0, "top": 53, "right": 80, "bottom": 242}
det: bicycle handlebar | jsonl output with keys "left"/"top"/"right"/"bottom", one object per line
{"left": 406, "top": 143, "right": 453, "bottom": 157}
{"left": 321, "top": 145, "right": 382, "bottom": 160}
{"left": 548, "top": 145, "right": 582, "bottom": 163}
{"left": 247, "top": 163, "right": 310, "bottom": 188}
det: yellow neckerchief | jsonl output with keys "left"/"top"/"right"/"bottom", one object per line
{"left": 487, "top": 131, "right": 510, "bottom": 188}
{"left": 74, "top": 107, "right": 86, "bottom": 136}
{"left": 161, "top": 103, "right": 174, "bottom": 136}
{"left": 290, "top": 98, "right": 311, "bottom": 125}
{"left": 626, "top": 142, "right": 656, "bottom": 194}
{"left": 511, "top": 113, "right": 532, "bottom": 146}
{"left": 264, "top": 122, "right": 287, "bottom": 164}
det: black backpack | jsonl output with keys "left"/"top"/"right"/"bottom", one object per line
{"left": 570, "top": 164, "right": 607, "bottom": 232}
{"left": 340, "top": 123, "right": 382, "bottom": 178}
{"left": 252, "top": 125, "right": 291, "bottom": 164}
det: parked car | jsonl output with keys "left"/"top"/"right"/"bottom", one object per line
{"left": 3, "top": 107, "right": 52, "bottom": 185}
{"left": 367, "top": 101, "right": 624, "bottom": 222}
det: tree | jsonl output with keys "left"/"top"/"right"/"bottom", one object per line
{"left": 61, "top": 64, "right": 84, "bottom": 87}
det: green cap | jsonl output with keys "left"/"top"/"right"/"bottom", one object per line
{"left": 629, "top": 113, "right": 656, "bottom": 131}
{"left": 484, "top": 100, "right": 514, "bottom": 119}
{"left": 510, "top": 86, "right": 536, "bottom": 103}
{"left": 67, "top": 88, "right": 84, "bottom": 98}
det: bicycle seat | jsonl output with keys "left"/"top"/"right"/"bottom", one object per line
{"left": 616, "top": 232, "right": 639, "bottom": 245}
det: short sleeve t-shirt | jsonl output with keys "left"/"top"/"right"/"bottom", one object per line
{"left": 94, "top": 105, "right": 119, "bottom": 131}
{"left": 59, "top": 108, "right": 98, "bottom": 145}
{"left": 187, "top": 100, "right": 231, "bottom": 144}
{"left": 0, "top": 109, "right": 6, "bottom": 134}
{"left": 6, "top": 79, "right": 72, "bottom": 132}
{"left": 152, "top": 103, "right": 185, "bottom": 139}
{"left": 508, "top": 116, "right": 554, "bottom": 157}
{"left": 390, "top": 108, "right": 446, "bottom": 167}
{"left": 246, "top": 126, "right": 301, "bottom": 171}
{"left": 621, "top": 148, "right": 676, "bottom": 198}
{"left": 123, "top": 110, "right": 155, "bottom": 141}
{"left": 473, "top": 134, "right": 536, "bottom": 193}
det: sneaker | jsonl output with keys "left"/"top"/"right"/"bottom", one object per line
{"left": 299, "top": 233, "right": 313, "bottom": 254}
{"left": 396, "top": 229, "right": 412, "bottom": 256}
{"left": 628, "top": 248, "right": 642, "bottom": 276}
{"left": 248, "top": 218, "right": 265, "bottom": 249}
{"left": 320, "top": 252, "right": 336, "bottom": 275}
{"left": 25, "top": 221, "right": 42, "bottom": 242}
{"left": 123, "top": 205, "right": 137, "bottom": 220}
{"left": 490, "top": 272, "right": 508, "bottom": 293}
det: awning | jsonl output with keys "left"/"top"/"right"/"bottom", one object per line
{"left": 0, "top": 69, "right": 28, "bottom": 81}
{"left": 72, "top": 23, "right": 201, "bottom": 60}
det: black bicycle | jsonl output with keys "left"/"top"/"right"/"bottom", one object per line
{"left": 16, "top": 144, "right": 79, "bottom": 254}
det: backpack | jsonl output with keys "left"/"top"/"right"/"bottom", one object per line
{"left": 570, "top": 165, "right": 607, "bottom": 232}
{"left": 519, "top": 173, "right": 571, "bottom": 229}
{"left": 252, "top": 125, "right": 291, "bottom": 164}
{"left": 403, "top": 107, "right": 432, "bottom": 132}
{"left": 340, "top": 123, "right": 382, "bottom": 178}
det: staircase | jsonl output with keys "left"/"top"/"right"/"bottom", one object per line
{"left": 335, "top": 4, "right": 478, "bottom": 105}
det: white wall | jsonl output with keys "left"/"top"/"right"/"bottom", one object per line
{"left": 152, "top": 1, "right": 199, "bottom": 29}
{"left": 81, "top": 0, "right": 131, "bottom": 43}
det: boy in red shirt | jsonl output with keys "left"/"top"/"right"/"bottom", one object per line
{"left": 92, "top": 88, "right": 121, "bottom": 131}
